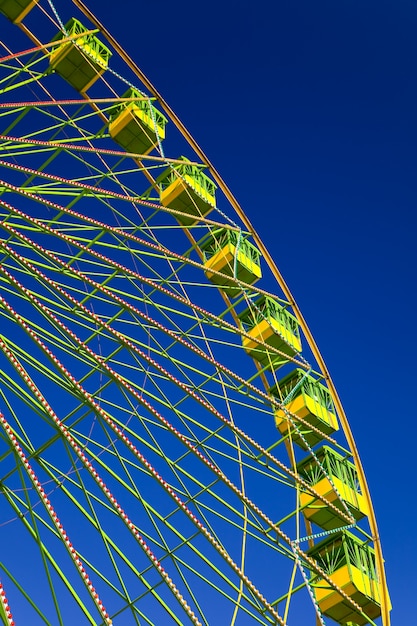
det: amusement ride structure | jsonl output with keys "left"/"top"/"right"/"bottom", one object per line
{"left": 0, "top": 1, "right": 390, "bottom": 624}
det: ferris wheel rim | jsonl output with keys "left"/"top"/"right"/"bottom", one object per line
{"left": 68, "top": 2, "right": 390, "bottom": 621}
{"left": 0, "top": 1, "right": 390, "bottom": 623}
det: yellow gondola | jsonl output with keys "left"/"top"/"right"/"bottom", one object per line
{"left": 201, "top": 228, "right": 262, "bottom": 295}
{"left": 108, "top": 87, "right": 167, "bottom": 156}
{"left": 158, "top": 157, "right": 216, "bottom": 225}
{"left": 270, "top": 369, "right": 338, "bottom": 448}
{"left": 308, "top": 531, "right": 387, "bottom": 625}
{"left": 49, "top": 18, "right": 112, "bottom": 93}
{"left": 297, "top": 446, "right": 368, "bottom": 528}
{"left": 238, "top": 296, "right": 301, "bottom": 369}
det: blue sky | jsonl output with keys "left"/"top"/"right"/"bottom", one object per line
{"left": 88, "top": 0, "right": 417, "bottom": 622}
{"left": 0, "top": 0, "right": 415, "bottom": 623}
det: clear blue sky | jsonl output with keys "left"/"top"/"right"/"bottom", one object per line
{"left": 88, "top": 0, "right": 416, "bottom": 622}
{"left": 1, "top": 0, "right": 414, "bottom": 623}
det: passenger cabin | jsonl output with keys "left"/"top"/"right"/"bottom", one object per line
{"left": 49, "top": 18, "right": 112, "bottom": 93}
{"left": 108, "top": 88, "right": 167, "bottom": 156}
{"left": 158, "top": 158, "right": 216, "bottom": 225}
{"left": 201, "top": 228, "right": 262, "bottom": 295}
{"left": 270, "top": 369, "right": 338, "bottom": 448}
{"left": 296, "top": 446, "right": 368, "bottom": 529}
{"left": 0, "top": 0, "right": 38, "bottom": 22}
{"left": 307, "top": 531, "right": 383, "bottom": 625}
{"left": 238, "top": 296, "right": 301, "bottom": 369}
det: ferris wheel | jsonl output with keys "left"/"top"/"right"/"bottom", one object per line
{"left": 0, "top": 1, "right": 390, "bottom": 625}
